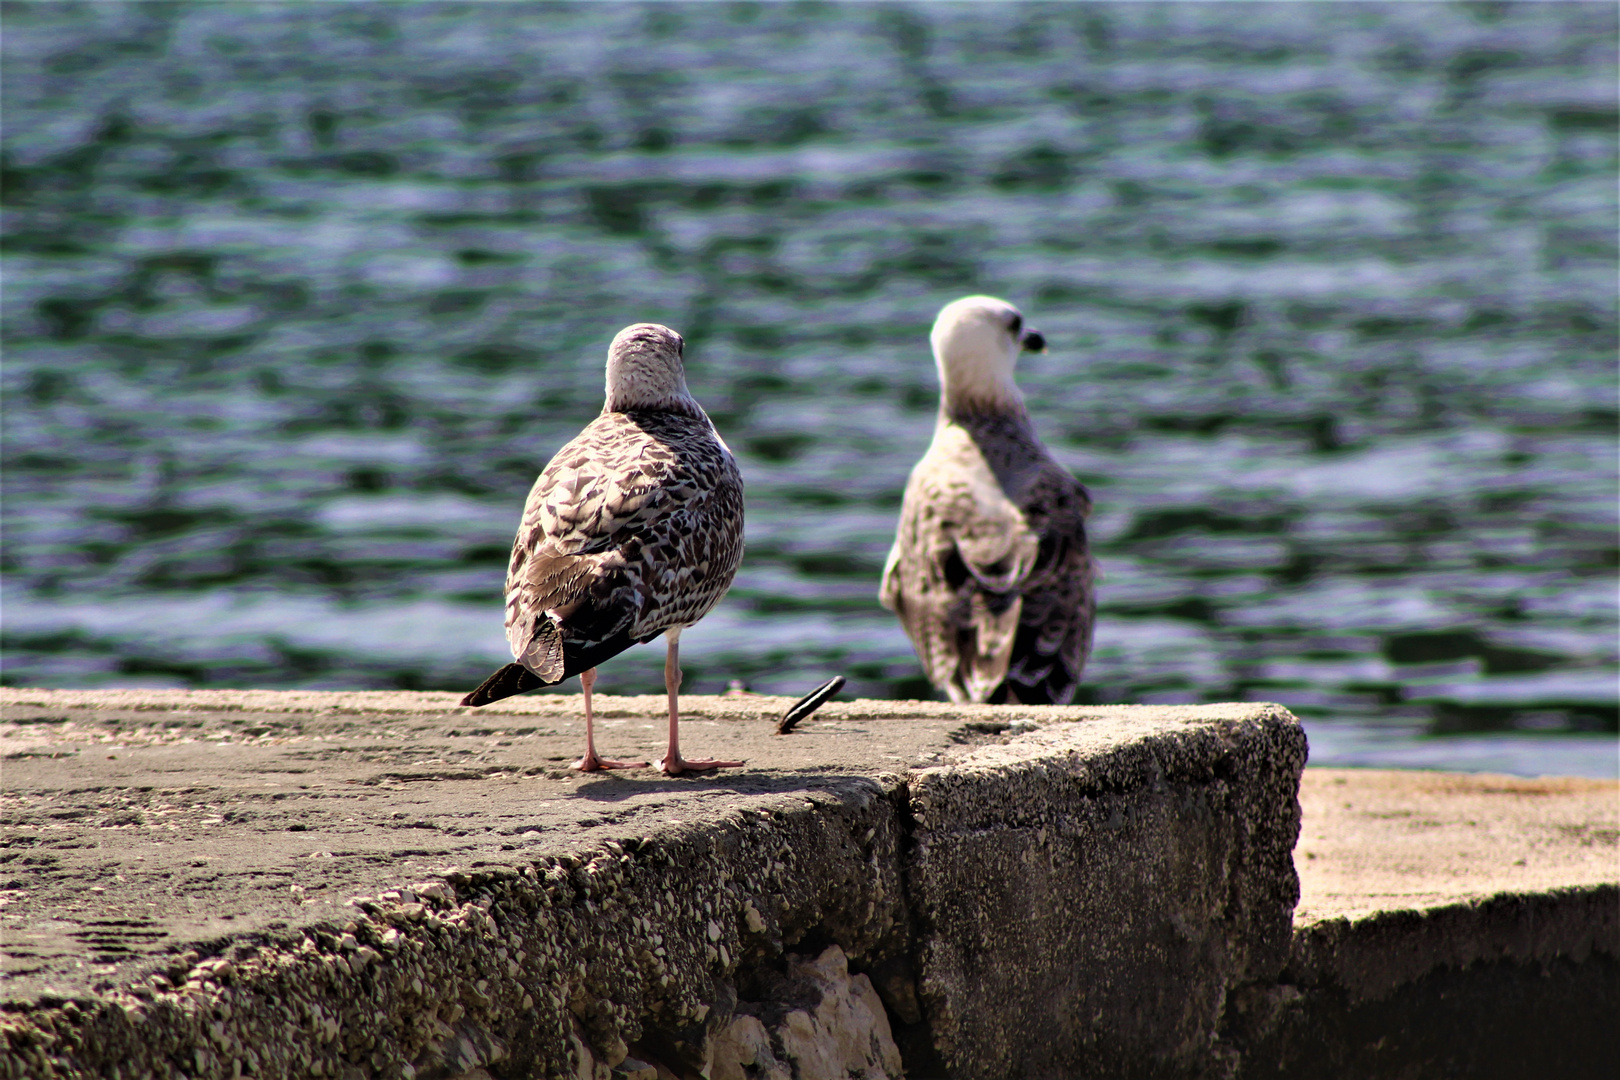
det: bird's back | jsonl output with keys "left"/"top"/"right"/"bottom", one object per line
{"left": 883, "top": 412, "right": 1094, "bottom": 704}
{"left": 505, "top": 407, "right": 744, "bottom": 683}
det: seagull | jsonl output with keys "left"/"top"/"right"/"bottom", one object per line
{"left": 880, "top": 296, "right": 1096, "bottom": 705}
{"left": 460, "top": 323, "right": 746, "bottom": 776}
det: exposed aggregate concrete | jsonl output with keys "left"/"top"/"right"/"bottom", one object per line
{"left": 5, "top": 776, "right": 912, "bottom": 1079}
{"left": 904, "top": 706, "right": 1305, "bottom": 1079}
{"left": 4, "top": 690, "right": 1615, "bottom": 1079}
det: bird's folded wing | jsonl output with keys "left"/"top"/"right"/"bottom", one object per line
{"left": 521, "top": 457, "right": 678, "bottom": 556}
{"left": 1001, "top": 468, "right": 1097, "bottom": 703}
{"left": 504, "top": 422, "right": 701, "bottom": 670}
{"left": 953, "top": 519, "right": 1041, "bottom": 593}
{"left": 888, "top": 469, "right": 1039, "bottom": 696}
{"left": 503, "top": 550, "right": 593, "bottom": 678}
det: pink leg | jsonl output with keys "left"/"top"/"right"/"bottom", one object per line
{"left": 657, "top": 628, "right": 744, "bottom": 776}
{"left": 572, "top": 667, "right": 647, "bottom": 772}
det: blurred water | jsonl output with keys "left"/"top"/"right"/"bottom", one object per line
{"left": 3, "top": 3, "right": 1616, "bottom": 777}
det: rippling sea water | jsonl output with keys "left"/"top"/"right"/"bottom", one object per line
{"left": 3, "top": 3, "right": 1616, "bottom": 776}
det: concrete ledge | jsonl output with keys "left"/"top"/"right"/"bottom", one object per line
{"left": 1231, "top": 769, "right": 1619, "bottom": 1079}
{"left": 905, "top": 711, "right": 1304, "bottom": 1079}
{"left": 1, "top": 691, "right": 1300, "bottom": 1079}
{"left": 1288, "top": 885, "right": 1617, "bottom": 1001}
{"left": 2, "top": 691, "right": 1614, "bottom": 1079}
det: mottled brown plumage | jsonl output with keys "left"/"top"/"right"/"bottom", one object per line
{"left": 461, "top": 323, "right": 745, "bottom": 774}
{"left": 880, "top": 296, "right": 1096, "bottom": 705}
{"left": 498, "top": 404, "right": 744, "bottom": 683}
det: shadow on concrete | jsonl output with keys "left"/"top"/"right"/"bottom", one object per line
{"left": 568, "top": 771, "right": 892, "bottom": 803}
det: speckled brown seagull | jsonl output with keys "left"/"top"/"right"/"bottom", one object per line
{"left": 460, "top": 323, "right": 746, "bottom": 776}
{"left": 880, "top": 296, "right": 1096, "bottom": 705}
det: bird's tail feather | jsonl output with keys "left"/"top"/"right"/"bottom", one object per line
{"left": 461, "top": 663, "right": 547, "bottom": 707}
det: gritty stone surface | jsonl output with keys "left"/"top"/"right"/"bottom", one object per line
{"left": 1228, "top": 769, "right": 1620, "bottom": 1079}
{"left": 1283, "top": 773, "right": 1613, "bottom": 1010}
{"left": 3, "top": 690, "right": 1304, "bottom": 1079}
{"left": 4, "top": 689, "right": 1613, "bottom": 1079}
{"left": 2, "top": 689, "right": 935, "bottom": 1079}
{"left": 1287, "top": 768, "right": 1618, "bottom": 1000}
{"left": 0, "top": 689, "right": 956, "bottom": 1002}
{"left": 906, "top": 704, "right": 1306, "bottom": 1080}
{"left": 1293, "top": 769, "right": 1618, "bottom": 924}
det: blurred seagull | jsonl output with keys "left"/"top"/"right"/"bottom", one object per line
{"left": 460, "top": 323, "right": 746, "bottom": 776}
{"left": 880, "top": 296, "right": 1096, "bottom": 705}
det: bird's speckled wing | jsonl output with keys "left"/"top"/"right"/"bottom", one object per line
{"left": 999, "top": 463, "right": 1095, "bottom": 705}
{"left": 882, "top": 422, "right": 1093, "bottom": 704}
{"left": 504, "top": 408, "right": 744, "bottom": 683}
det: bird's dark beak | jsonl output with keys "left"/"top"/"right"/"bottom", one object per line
{"left": 1021, "top": 329, "right": 1046, "bottom": 353}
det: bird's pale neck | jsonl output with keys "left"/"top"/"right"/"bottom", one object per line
{"left": 937, "top": 355, "right": 1027, "bottom": 422}
{"left": 932, "top": 309, "right": 1028, "bottom": 419}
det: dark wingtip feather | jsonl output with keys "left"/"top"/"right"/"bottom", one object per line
{"left": 776, "top": 675, "right": 846, "bottom": 735}
{"left": 460, "top": 663, "right": 546, "bottom": 707}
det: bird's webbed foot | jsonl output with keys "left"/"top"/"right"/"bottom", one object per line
{"left": 572, "top": 754, "right": 649, "bottom": 773}
{"left": 656, "top": 754, "right": 745, "bottom": 777}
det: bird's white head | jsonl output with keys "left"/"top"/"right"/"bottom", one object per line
{"left": 929, "top": 295, "right": 1046, "bottom": 415}
{"left": 603, "top": 323, "right": 695, "bottom": 413}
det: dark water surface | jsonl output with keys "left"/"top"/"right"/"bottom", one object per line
{"left": 3, "top": 3, "right": 1616, "bottom": 777}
